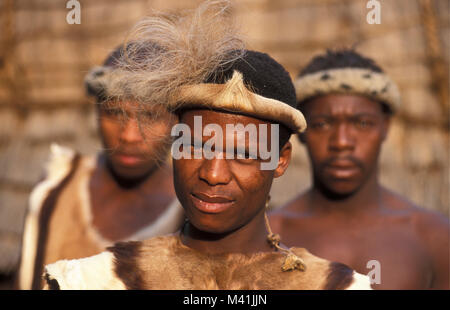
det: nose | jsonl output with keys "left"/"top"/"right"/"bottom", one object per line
{"left": 198, "top": 157, "right": 232, "bottom": 186}
{"left": 329, "top": 122, "right": 355, "bottom": 152}
{"left": 119, "top": 118, "right": 144, "bottom": 144}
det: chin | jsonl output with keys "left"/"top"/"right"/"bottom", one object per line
{"left": 320, "top": 180, "right": 362, "bottom": 199}
{"left": 197, "top": 226, "right": 227, "bottom": 235}
{"left": 110, "top": 163, "right": 154, "bottom": 181}
{"left": 188, "top": 215, "right": 235, "bottom": 235}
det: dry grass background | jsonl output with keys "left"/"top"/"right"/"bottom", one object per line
{"left": 0, "top": 0, "right": 448, "bottom": 274}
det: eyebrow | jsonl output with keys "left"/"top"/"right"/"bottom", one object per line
{"left": 308, "top": 112, "right": 379, "bottom": 118}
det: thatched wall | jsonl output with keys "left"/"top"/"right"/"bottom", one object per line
{"left": 0, "top": 0, "right": 448, "bottom": 273}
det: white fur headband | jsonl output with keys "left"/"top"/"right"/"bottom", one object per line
{"left": 175, "top": 71, "right": 307, "bottom": 133}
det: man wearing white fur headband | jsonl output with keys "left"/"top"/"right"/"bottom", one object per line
{"left": 41, "top": 1, "right": 371, "bottom": 290}
{"left": 269, "top": 49, "right": 449, "bottom": 289}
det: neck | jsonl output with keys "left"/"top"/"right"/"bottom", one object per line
{"left": 309, "top": 172, "right": 382, "bottom": 216}
{"left": 180, "top": 208, "right": 273, "bottom": 255}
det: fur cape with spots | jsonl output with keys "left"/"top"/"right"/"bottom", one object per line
{"left": 43, "top": 234, "right": 372, "bottom": 290}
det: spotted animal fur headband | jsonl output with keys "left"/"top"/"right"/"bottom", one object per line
{"left": 294, "top": 68, "right": 401, "bottom": 113}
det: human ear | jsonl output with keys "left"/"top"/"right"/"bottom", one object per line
{"left": 274, "top": 141, "right": 292, "bottom": 178}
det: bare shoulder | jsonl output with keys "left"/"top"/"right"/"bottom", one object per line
{"left": 382, "top": 187, "right": 449, "bottom": 239}
{"left": 411, "top": 208, "right": 449, "bottom": 242}
{"left": 381, "top": 187, "right": 449, "bottom": 288}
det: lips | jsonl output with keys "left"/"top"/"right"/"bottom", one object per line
{"left": 324, "top": 159, "right": 361, "bottom": 179}
{"left": 113, "top": 152, "right": 145, "bottom": 166}
{"left": 190, "top": 192, "right": 235, "bottom": 214}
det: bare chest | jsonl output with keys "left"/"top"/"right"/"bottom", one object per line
{"left": 279, "top": 219, "right": 433, "bottom": 289}
{"left": 89, "top": 185, "right": 172, "bottom": 241}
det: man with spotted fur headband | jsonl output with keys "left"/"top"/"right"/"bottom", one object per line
{"left": 41, "top": 2, "right": 371, "bottom": 290}
{"left": 17, "top": 42, "right": 186, "bottom": 290}
{"left": 270, "top": 49, "right": 449, "bottom": 289}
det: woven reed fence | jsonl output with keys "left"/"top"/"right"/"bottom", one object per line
{"left": 0, "top": 0, "right": 448, "bottom": 275}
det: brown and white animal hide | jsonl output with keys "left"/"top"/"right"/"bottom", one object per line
{"left": 43, "top": 235, "right": 372, "bottom": 290}
{"left": 18, "top": 144, "right": 185, "bottom": 290}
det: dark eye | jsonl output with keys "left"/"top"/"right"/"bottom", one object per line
{"left": 354, "top": 119, "right": 374, "bottom": 130}
{"left": 310, "top": 120, "right": 330, "bottom": 130}
{"left": 236, "top": 149, "right": 249, "bottom": 159}
{"left": 178, "top": 143, "right": 195, "bottom": 156}
{"left": 233, "top": 148, "right": 259, "bottom": 165}
{"left": 188, "top": 143, "right": 203, "bottom": 156}
{"left": 101, "top": 108, "right": 123, "bottom": 119}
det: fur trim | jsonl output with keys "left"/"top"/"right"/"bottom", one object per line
{"left": 107, "top": 241, "right": 143, "bottom": 290}
{"left": 77, "top": 156, "right": 112, "bottom": 248}
{"left": 84, "top": 66, "right": 114, "bottom": 100}
{"left": 43, "top": 252, "right": 126, "bottom": 290}
{"left": 346, "top": 271, "right": 373, "bottom": 290}
{"left": 84, "top": 66, "right": 147, "bottom": 102}
{"left": 129, "top": 199, "right": 184, "bottom": 241}
{"left": 294, "top": 68, "right": 401, "bottom": 113}
{"left": 323, "top": 262, "right": 355, "bottom": 289}
{"left": 175, "top": 71, "right": 307, "bottom": 133}
{"left": 18, "top": 144, "right": 76, "bottom": 290}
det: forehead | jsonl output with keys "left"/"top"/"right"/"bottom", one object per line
{"left": 303, "top": 94, "right": 383, "bottom": 116}
{"left": 180, "top": 109, "right": 270, "bottom": 127}
{"left": 179, "top": 109, "right": 275, "bottom": 147}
